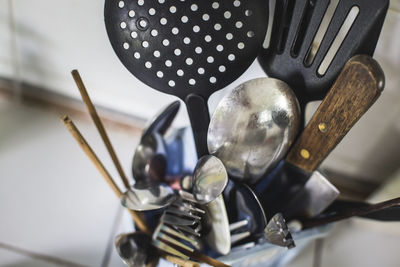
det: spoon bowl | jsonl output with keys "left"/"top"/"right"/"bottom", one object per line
{"left": 121, "top": 181, "right": 176, "bottom": 211}
{"left": 208, "top": 78, "right": 300, "bottom": 184}
{"left": 115, "top": 232, "right": 157, "bottom": 267}
{"left": 192, "top": 155, "right": 228, "bottom": 205}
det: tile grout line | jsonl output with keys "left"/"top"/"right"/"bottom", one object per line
{"left": 100, "top": 203, "right": 125, "bottom": 267}
{"left": 0, "top": 242, "right": 90, "bottom": 267}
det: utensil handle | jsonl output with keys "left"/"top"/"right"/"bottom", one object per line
{"left": 301, "top": 197, "right": 400, "bottom": 229}
{"left": 286, "top": 55, "right": 384, "bottom": 173}
{"left": 186, "top": 94, "right": 210, "bottom": 157}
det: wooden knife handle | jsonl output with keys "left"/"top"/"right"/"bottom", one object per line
{"left": 286, "top": 55, "right": 384, "bottom": 173}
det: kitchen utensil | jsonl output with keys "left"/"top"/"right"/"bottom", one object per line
{"left": 180, "top": 175, "right": 193, "bottom": 191}
{"left": 224, "top": 179, "right": 268, "bottom": 240}
{"left": 192, "top": 155, "right": 228, "bottom": 204}
{"left": 104, "top": 0, "right": 269, "bottom": 157}
{"left": 153, "top": 223, "right": 198, "bottom": 260}
{"left": 115, "top": 232, "right": 157, "bottom": 267}
{"left": 281, "top": 170, "right": 339, "bottom": 219}
{"left": 208, "top": 78, "right": 300, "bottom": 184}
{"left": 153, "top": 224, "right": 231, "bottom": 267}
{"left": 202, "top": 195, "right": 231, "bottom": 255}
{"left": 142, "top": 100, "right": 180, "bottom": 139}
{"left": 121, "top": 181, "right": 176, "bottom": 211}
{"left": 258, "top": 0, "right": 389, "bottom": 116}
{"left": 318, "top": 199, "right": 400, "bottom": 222}
{"left": 152, "top": 198, "right": 230, "bottom": 267}
{"left": 301, "top": 197, "right": 400, "bottom": 229}
{"left": 132, "top": 101, "right": 181, "bottom": 183}
{"left": 165, "top": 127, "right": 197, "bottom": 182}
{"left": 229, "top": 220, "right": 251, "bottom": 245}
{"left": 71, "top": 70, "right": 131, "bottom": 188}
{"left": 264, "top": 213, "right": 295, "bottom": 249}
{"left": 132, "top": 132, "right": 168, "bottom": 183}
{"left": 256, "top": 55, "right": 385, "bottom": 219}
{"left": 62, "top": 116, "right": 149, "bottom": 233}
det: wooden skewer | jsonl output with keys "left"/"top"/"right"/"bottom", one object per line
{"left": 71, "top": 70, "right": 131, "bottom": 189}
{"left": 163, "top": 255, "right": 200, "bottom": 267}
{"left": 61, "top": 115, "right": 149, "bottom": 234}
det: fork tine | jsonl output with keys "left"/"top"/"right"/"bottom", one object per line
{"left": 166, "top": 208, "right": 202, "bottom": 221}
{"left": 162, "top": 214, "right": 198, "bottom": 226}
{"left": 167, "top": 224, "right": 202, "bottom": 237}
{"left": 172, "top": 200, "right": 205, "bottom": 214}
{"left": 152, "top": 239, "right": 190, "bottom": 260}
{"left": 157, "top": 231, "right": 195, "bottom": 252}
{"left": 161, "top": 224, "right": 198, "bottom": 247}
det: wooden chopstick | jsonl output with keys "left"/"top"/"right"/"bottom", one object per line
{"left": 163, "top": 255, "right": 200, "bottom": 267}
{"left": 71, "top": 70, "right": 131, "bottom": 189}
{"left": 61, "top": 115, "right": 150, "bottom": 234}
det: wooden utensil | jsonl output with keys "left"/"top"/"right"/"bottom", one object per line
{"left": 256, "top": 55, "right": 385, "bottom": 219}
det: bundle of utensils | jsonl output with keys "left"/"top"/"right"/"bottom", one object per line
{"left": 59, "top": 0, "right": 400, "bottom": 266}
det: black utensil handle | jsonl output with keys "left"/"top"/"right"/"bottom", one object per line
{"left": 301, "top": 197, "right": 400, "bottom": 229}
{"left": 185, "top": 94, "right": 210, "bottom": 157}
{"left": 324, "top": 199, "right": 400, "bottom": 222}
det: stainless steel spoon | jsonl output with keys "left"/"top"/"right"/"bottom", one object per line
{"left": 121, "top": 181, "right": 176, "bottom": 211}
{"left": 132, "top": 133, "right": 168, "bottom": 183}
{"left": 115, "top": 232, "right": 157, "bottom": 267}
{"left": 132, "top": 101, "right": 180, "bottom": 184}
{"left": 192, "top": 155, "right": 228, "bottom": 205}
{"left": 208, "top": 78, "right": 300, "bottom": 184}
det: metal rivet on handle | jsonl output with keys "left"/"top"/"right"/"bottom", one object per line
{"left": 318, "top": 123, "right": 328, "bottom": 133}
{"left": 300, "top": 149, "right": 310, "bottom": 159}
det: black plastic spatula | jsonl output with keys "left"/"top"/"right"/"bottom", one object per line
{"left": 258, "top": 0, "right": 389, "bottom": 116}
{"left": 104, "top": 0, "right": 268, "bottom": 157}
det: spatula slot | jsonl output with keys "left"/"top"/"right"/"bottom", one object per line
{"left": 276, "top": 0, "right": 297, "bottom": 54}
{"left": 263, "top": 0, "right": 276, "bottom": 49}
{"left": 317, "top": 5, "right": 359, "bottom": 75}
{"left": 304, "top": 0, "right": 340, "bottom": 66}
{"left": 291, "top": 0, "right": 316, "bottom": 58}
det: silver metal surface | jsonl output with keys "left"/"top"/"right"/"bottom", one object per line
{"left": 203, "top": 195, "right": 231, "bottom": 255}
{"left": 180, "top": 175, "right": 193, "bottom": 191}
{"left": 208, "top": 78, "right": 300, "bottom": 184}
{"left": 264, "top": 213, "right": 295, "bottom": 249}
{"left": 114, "top": 232, "right": 154, "bottom": 267}
{"left": 283, "top": 171, "right": 340, "bottom": 218}
{"left": 121, "top": 181, "right": 176, "bottom": 211}
{"left": 161, "top": 213, "right": 198, "bottom": 226}
{"left": 132, "top": 133, "right": 167, "bottom": 183}
{"left": 192, "top": 155, "right": 228, "bottom": 204}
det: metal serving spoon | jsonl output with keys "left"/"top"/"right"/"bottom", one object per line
{"left": 132, "top": 133, "right": 168, "bottom": 183}
{"left": 192, "top": 155, "right": 228, "bottom": 205}
{"left": 208, "top": 78, "right": 300, "bottom": 184}
{"left": 115, "top": 232, "right": 157, "bottom": 267}
{"left": 121, "top": 181, "right": 176, "bottom": 211}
